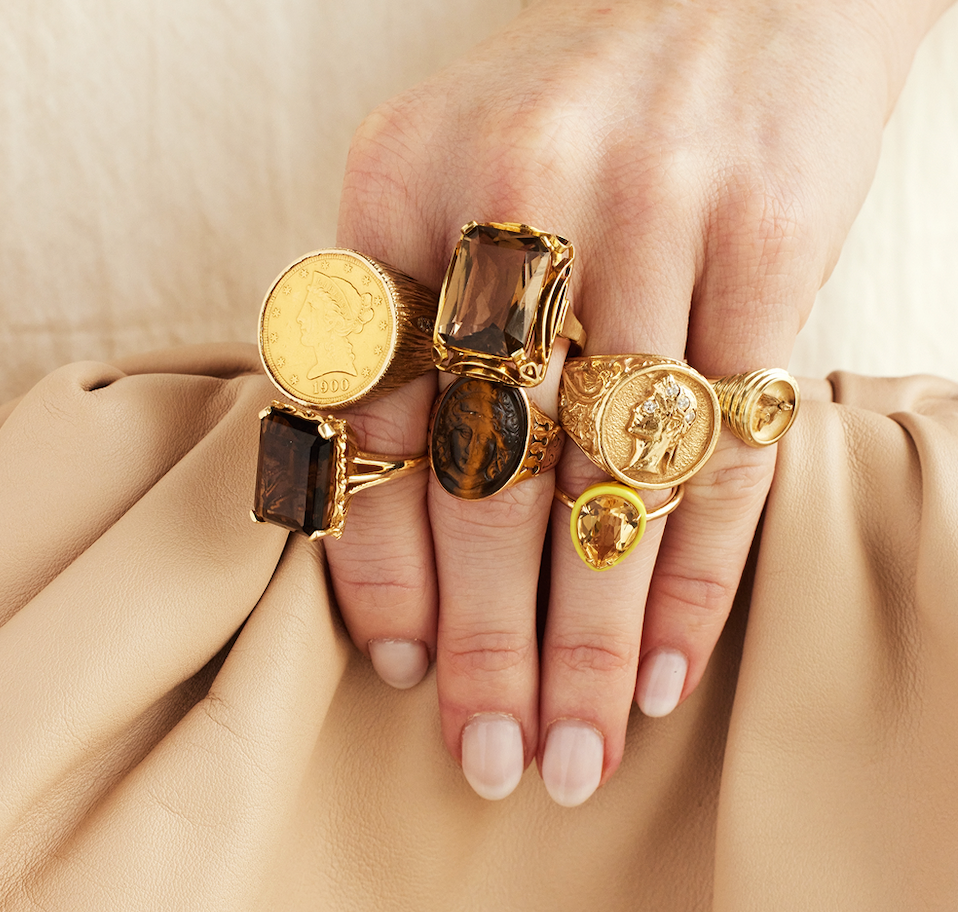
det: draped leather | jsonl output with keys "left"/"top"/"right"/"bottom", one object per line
{"left": 0, "top": 344, "right": 955, "bottom": 911}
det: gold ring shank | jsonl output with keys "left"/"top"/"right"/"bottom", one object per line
{"left": 554, "top": 484, "right": 684, "bottom": 520}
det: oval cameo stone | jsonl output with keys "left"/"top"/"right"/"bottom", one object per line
{"left": 430, "top": 377, "right": 529, "bottom": 500}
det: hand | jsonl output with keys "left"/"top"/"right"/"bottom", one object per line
{"left": 325, "top": 0, "right": 951, "bottom": 804}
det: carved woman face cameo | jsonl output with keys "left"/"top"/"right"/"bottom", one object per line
{"left": 430, "top": 377, "right": 528, "bottom": 500}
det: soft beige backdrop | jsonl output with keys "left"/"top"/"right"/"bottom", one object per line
{"left": 0, "top": 1, "right": 956, "bottom": 404}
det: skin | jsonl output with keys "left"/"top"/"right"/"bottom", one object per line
{"left": 323, "top": 0, "right": 955, "bottom": 802}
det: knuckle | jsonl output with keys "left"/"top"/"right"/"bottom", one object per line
{"left": 690, "top": 446, "right": 774, "bottom": 504}
{"left": 655, "top": 570, "right": 738, "bottom": 625}
{"left": 442, "top": 629, "right": 534, "bottom": 680}
{"left": 549, "top": 634, "right": 638, "bottom": 682}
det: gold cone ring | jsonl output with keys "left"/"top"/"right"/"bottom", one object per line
{"left": 429, "top": 376, "right": 564, "bottom": 501}
{"left": 710, "top": 368, "right": 800, "bottom": 446}
{"left": 252, "top": 402, "right": 427, "bottom": 540}
{"left": 554, "top": 482, "right": 685, "bottom": 571}
{"left": 258, "top": 248, "right": 437, "bottom": 409}
{"left": 433, "top": 221, "right": 584, "bottom": 387}
{"left": 559, "top": 355, "right": 720, "bottom": 490}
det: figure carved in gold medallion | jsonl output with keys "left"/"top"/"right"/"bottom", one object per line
{"left": 297, "top": 272, "right": 375, "bottom": 379}
{"left": 625, "top": 374, "right": 698, "bottom": 475}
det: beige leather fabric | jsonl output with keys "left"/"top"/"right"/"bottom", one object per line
{"left": 0, "top": 345, "right": 956, "bottom": 911}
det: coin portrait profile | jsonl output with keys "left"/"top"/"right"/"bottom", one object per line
{"left": 297, "top": 271, "right": 375, "bottom": 379}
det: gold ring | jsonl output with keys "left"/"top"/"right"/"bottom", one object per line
{"left": 432, "top": 221, "right": 584, "bottom": 387}
{"left": 554, "top": 482, "right": 684, "bottom": 571}
{"left": 258, "top": 248, "right": 437, "bottom": 409}
{"left": 252, "top": 401, "right": 426, "bottom": 540}
{"left": 559, "top": 355, "right": 720, "bottom": 489}
{"left": 710, "top": 368, "right": 800, "bottom": 447}
{"left": 429, "top": 376, "right": 564, "bottom": 500}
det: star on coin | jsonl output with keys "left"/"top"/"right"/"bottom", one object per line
{"left": 361, "top": 273, "right": 371, "bottom": 286}
{"left": 362, "top": 367, "right": 372, "bottom": 378}
{"left": 269, "top": 332, "right": 278, "bottom": 343}
{"left": 271, "top": 306, "right": 281, "bottom": 317}
{"left": 374, "top": 345, "right": 385, "bottom": 356}
{"left": 282, "top": 284, "right": 291, "bottom": 295}
{"left": 343, "top": 263, "right": 353, "bottom": 273}
{"left": 289, "top": 374, "right": 299, "bottom": 384}
{"left": 299, "top": 268, "right": 308, "bottom": 278}
{"left": 379, "top": 320, "right": 388, "bottom": 332}
{"left": 276, "top": 356, "right": 285, "bottom": 368}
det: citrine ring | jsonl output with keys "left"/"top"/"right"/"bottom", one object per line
{"left": 554, "top": 482, "right": 684, "bottom": 571}
{"left": 433, "top": 221, "right": 585, "bottom": 387}
{"left": 251, "top": 402, "right": 427, "bottom": 540}
{"left": 429, "top": 376, "right": 564, "bottom": 501}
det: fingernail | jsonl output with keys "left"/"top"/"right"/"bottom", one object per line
{"left": 461, "top": 714, "right": 525, "bottom": 801}
{"left": 368, "top": 639, "right": 429, "bottom": 690}
{"left": 542, "top": 720, "right": 604, "bottom": 808}
{"left": 636, "top": 649, "right": 688, "bottom": 717}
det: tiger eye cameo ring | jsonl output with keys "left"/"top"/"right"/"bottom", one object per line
{"left": 429, "top": 377, "right": 564, "bottom": 501}
{"left": 259, "top": 248, "right": 438, "bottom": 410}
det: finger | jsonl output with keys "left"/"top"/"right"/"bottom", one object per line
{"left": 636, "top": 176, "right": 813, "bottom": 716}
{"left": 430, "top": 349, "right": 568, "bottom": 801}
{"left": 538, "top": 204, "right": 697, "bottom": 806}
{"left": 323, "top": 374, "right": 439, "bottom": 690}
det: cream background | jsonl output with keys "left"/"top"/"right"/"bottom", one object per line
{"left": 0, "top": 2, "right": 955, "bottom": 404}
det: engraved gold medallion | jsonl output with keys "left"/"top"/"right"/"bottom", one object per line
{"left": 560, "top": 355, "right": 720, "bottom": 489}
{"left": 259, "top": 249, "right": 437, "bottom": 409}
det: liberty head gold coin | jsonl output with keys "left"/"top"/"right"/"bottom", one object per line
{"left": 258, "top": 249, "right": 436, "bottom": 409}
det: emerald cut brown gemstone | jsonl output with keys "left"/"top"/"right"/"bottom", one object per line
{"left": 437, "top": 223, "right": 554, "bottom": 359}
{"left": 253, "top": 410, "right": 333, "bottom": 536}
{"left": 430, "top": 377, "right": 528, "bottom": 500}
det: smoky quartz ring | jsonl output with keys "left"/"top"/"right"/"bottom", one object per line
{"left": 433, "top": 221, "right": 585, "bottom": 387}
{"left": 252, "top": 402, "right": 427, "bottom": 540}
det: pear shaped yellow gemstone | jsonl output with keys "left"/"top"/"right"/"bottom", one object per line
{"left": 570, "top": 483, "right": 647, "bottom": 571}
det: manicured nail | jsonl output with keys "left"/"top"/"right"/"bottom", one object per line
{"left": 461, "top": 714, "right": 524, "bottom": 801}
{"left": 541, "top": 720, "right": 604, "bottom": 808}
{"left": 636, "top": 649, "right": 688, "bottom": 717}
{"left": 368, "top": 639, "right": 429, "bottom": 690}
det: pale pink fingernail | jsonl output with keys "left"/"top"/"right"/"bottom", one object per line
{"left": 461, "top": 714, "right": 524, "bottom": 801}
{"left": 542, "top": 720, "right": 604, "bottom": 808}
{"left": 636, "top": 649, "right": 688, "bottom": 717}
{"left": 368, "top": 639, "right": 429, "bottom": 690}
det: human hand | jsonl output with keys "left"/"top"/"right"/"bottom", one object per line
{"left": 325, "top": 0, "right": 951, "bottom": 804}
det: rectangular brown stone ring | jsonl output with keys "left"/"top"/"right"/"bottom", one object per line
{"left": 251, "top": 402, "right": 427, "bottom": 539}
{"left": 559, "top": 355, "right": 721, "bottom": 490}
{"left": 428, "top": 377, "right": 564, "bottom": 501}
{"left": 432, "top": 221, "right": 584, "bottom": 387}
